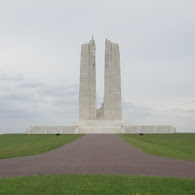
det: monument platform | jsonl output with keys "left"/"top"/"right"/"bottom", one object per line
{"left": 72, "top": 120, "right": 128, "bottom": 134}
{"left": 26, "top": 121, "right": 176, "bottom": 134}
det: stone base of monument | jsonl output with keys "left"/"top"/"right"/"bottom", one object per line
{"left": 72, "top": 120, "right": 128, "bottom": 134}
{"left": 26, "top": 121, "right": 176, "bottom": 134}
{"left": 26, "top": 126, "right": 75, "bottom": 134}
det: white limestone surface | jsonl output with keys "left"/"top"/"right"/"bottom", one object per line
{"left": 104, "top": 40, "right": 122, "bottom": 120}
{"left": 72, "top": 120, "right": 176, "bottom": 134}
{"left": 125, "top": 125, "right": 176, "bottom": 134}
{"left": 26, "top": 123, "right": 176, "bottom": 134}
{"left": 26, "top": 126, "right": 75, "bottom": 134}
{"left": 79, "top": 38, "right": 96, "bottom": 120}
{"left": 72, "top": 120, "right": 128, "bottom": 134}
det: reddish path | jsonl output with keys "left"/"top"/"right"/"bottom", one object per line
{"left": 0, "top": 134, "right": 195, "bottom": 178}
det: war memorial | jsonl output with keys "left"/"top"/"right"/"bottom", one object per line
{"left": 26, "top": 38, "right": 176, "bottom": 134}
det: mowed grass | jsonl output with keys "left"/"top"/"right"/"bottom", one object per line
{"left": 0, "top": 134, "right": 83, "bottom": 159}
{"left": 0, "top": 175, "right": 194, "bottom": 195}
{"left": 118, "top": 134, "right": 195, "bottom": 161}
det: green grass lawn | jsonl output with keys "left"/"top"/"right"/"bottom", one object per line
{"left": 118, "top": 134, "right": 195, "bottom": 161}
{"left": 0, "top": 174, "right": 194, "bottom": 195}
{"left": 0, "top": 134, "right": 83, "bottom": 159}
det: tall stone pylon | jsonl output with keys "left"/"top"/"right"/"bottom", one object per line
{"left": 79, "top": 37, "right": 96, "bottom": 120}
{"left": 104, "top": 39, "right": 122, "bottom": 120}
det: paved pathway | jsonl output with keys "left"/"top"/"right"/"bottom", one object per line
{"left": 0, "top": 135, "right": 195, "bottom": 178}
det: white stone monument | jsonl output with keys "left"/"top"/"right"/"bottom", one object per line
{"left": 26, "top": 37, "right": 176, "bottom": 134}
{"left": 79, "top": 37, "right": 96, "bottom": 120}
{"left": 104, "top": 39, "right": 122, "bottom": 120}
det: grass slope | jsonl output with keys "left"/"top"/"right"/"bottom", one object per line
{"left": 0, "top": 175, "right": 194, "bottom": 195}
{"left": 0, "top": 134, "right": 83, "bottom": 159}
{"left": 118, "top": 134, "right": 195, "bottom": 161}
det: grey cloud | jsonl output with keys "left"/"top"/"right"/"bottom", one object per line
{"left": 0, "top": 97, "right": 35, "bottom": 119}
{"left": 123, "top": 101, "right": 152, "bottom": 112}
{"left": 1, "top": 94, "right": 31, "bottom": 100}
{"left": 0, "top": 73, "right": 24, "bottom": 81}
{"left": 0, "top": 72, "right": 78, "bottom": 101}
{"left": 184, "top": 100, "right": 195, "bottom": 105}
{"left": 124, "top": 110, "right": 152, "bottom": 119}
{"left": 37, "top": 85, "right": 78, "bottom": 97}
{"left": 54, "top": 96, "right": 78, "bottom": 107}
{"left": 171, "top": 108, "right": 183, "bottom": 112}
{"left": 0, "top": 75, "right": 79, "bottom": 133}
{"left": 122, "top": 101, "right": 152, "bottom": 121}
{"left": 18, "top": 80, "right": 42, "bottom": 88}
{"left": 0, "top": 108, "right": 34, "bottom": 119}
{"left": 183, "top": 110, "right": 195, "bottom": 114}
{"left": 169, "top": 108, "right": 195, "bottom": 114}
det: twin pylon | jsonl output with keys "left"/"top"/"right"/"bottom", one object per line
{"left": 79, "top": 38, "right": 122, "bottom": 120}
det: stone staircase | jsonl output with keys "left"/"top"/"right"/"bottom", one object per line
{"left": 79, "top": 126, "right": 122, "bottom": 134}
{"left": 72, "top": 120, "right": 128, "bottom": 134}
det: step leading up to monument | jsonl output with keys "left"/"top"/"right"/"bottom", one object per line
{"left": 72, "top": 120, "right": 127, "bottom": 134}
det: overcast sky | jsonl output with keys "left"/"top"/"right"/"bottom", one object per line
{"left": 0, "top": 0, "right": 195, "bottom": 134}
